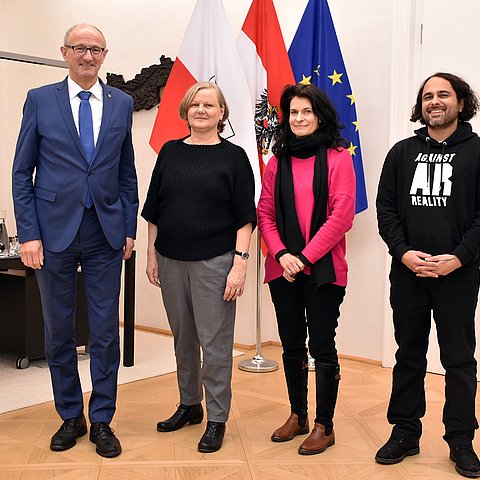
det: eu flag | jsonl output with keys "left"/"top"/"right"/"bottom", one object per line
{"left": 288, "top": 0, "right": 368, "bottom": 213}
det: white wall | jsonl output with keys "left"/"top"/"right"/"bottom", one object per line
{"left": 0, "top": 0, "right": 396, "bottom": 360}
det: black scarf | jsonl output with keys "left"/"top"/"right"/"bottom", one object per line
{"left": 274, "top": 131, "right": 336, "bottom": 288}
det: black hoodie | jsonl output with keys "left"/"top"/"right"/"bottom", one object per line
{"left": 376, "top": 122, "right": 480, "bottom": 272}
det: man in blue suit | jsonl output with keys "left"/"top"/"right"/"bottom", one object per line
{"left": 12, "top": 24, "right": 138, "bottom": 458}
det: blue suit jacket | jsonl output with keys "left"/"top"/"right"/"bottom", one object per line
{"left": 12, "top": 77, "right": 138, "bottom": 252}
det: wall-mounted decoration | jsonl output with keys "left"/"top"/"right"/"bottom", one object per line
{"left": 106, "top": 55, "right": 174, "bottom": 111}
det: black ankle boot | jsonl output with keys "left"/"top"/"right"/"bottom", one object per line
{"left": 157, "top": 403, "right": 204, "bottom": 432}
{"left": 198, "top": 421, "right": 226, "bottom": 453}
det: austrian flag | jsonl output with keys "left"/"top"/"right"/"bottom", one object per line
{"left": 237, "top": 0, "right": 295, "bottom": 175}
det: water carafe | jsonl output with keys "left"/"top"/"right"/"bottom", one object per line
{"left": 0, "top": 210, "right": 9, "bottom": 255}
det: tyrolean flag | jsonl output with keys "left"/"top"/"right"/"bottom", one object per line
{"left": 149, "top": 0, "right": 260, "bottom": 200}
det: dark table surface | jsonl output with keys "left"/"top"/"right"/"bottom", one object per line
{"left": 0, "top": 252, "right": 136, "bottom": 366}
{"left": 0, "top": 254, "right": 22, "bottom": 270}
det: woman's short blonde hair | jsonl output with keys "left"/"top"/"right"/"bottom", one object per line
{"left": 178, "top": 82, "right": 230, "bottom": 133}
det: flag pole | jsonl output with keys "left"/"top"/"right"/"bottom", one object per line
{"left": 238, "top": 231, "right": 278, "bottom": 373}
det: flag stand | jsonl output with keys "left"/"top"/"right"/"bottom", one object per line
{"left": 238, "top": 233, "right": 279, "bottom": 373}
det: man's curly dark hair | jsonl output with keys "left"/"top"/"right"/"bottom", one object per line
{"left": 411, "top": 72, "right": 479, "bottom": 124}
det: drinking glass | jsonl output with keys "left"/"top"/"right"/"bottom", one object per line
{"left": 9, "top": 236, "right": 19, "bottom": 256}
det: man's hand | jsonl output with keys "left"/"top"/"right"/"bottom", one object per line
{"left": 123, "top": 237, "right": 135, "bottom": 260}
{"left": 401, "top": 250, "right": 438, "bottom": 277}
{"left": 19, "top": 239, "right": 44, "bottom": 269}
{"left": 422, "top": 254, "right": 461, "bottom": 277}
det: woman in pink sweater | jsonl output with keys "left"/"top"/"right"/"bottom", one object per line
{"left": 258, "top": 84, "right": 356, "bottom": 455}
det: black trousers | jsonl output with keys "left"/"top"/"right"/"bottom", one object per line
{"left": 268, "top": 274, "right": 345, "bottom": 363}
{"left": 388, "top": 261, "right": 479, "bottom": 445}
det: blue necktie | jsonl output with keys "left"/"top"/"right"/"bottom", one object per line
{"left": 78, "top": 91, "right": 94, "bottom": 208}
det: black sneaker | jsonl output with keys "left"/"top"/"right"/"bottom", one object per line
{"left": 50, "top": 415, "right": 87, "bottom": 451}
{"left": 375, "top": 435, "right": 420, "bottom": 464}
{"left": 450, "top": 445, "right": 480, "bottom": 478}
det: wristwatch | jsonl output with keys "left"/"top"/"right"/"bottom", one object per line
{"left": 235, "top": 250, "right": 250, "bottom": 260}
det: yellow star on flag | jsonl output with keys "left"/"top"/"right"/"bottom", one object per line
{"left": 299, "top": 74, "right": 312, "bottom": 85}
{"left": 347, "top": 142, "right": 358, "bottom": 156}
{"left": 328, "top": 69, "right": 343, "bottom": 85}
{"left": 314, "top": 65, "right": 321, "bottom": 76}
{"left": 352, "top": 120, "right": 359, "bottom": 132}
{"left": 346, "top": 93, "right": 355, "bottom": 105}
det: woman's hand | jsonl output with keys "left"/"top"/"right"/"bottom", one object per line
{"left": 146, "top": 250, "right": 160, "bottom": 287}
{"left": 282, "top": 270, "right": 296, "bottom": 282}
{"left": 224, "top": 258, "right": 247, "bottom": 301}
{"left": 279, "top": 253, "right": 305, "bottom": 278}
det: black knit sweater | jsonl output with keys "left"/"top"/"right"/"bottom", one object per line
{"left": 141, "top": 138, "right": 257, "bottom": 261}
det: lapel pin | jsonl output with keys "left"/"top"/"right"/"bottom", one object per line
{"left": 108, "top": 93, "right": 112, "bottom": 99}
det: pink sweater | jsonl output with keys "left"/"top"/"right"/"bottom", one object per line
{"left": 257, "top": 148, "right": 356, "bottom": 286}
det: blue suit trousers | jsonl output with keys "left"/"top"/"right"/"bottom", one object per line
{"left": 35, "top": 207, "right": 123, "bottom": 423}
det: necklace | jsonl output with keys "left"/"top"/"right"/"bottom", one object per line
{"left": 184, "top": 138, "right": 221, "bottom": 146}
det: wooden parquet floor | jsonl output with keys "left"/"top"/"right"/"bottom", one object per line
{"left": 0, "top": 345, "right": 477, "bottom": 479}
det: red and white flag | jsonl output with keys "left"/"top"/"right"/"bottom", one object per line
{"left": 237, "top": 0, "right": 295, "bottom": 174}
{"left": 149, "top": 0, "right": 260, "bottom": 200}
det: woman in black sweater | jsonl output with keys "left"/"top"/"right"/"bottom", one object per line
{"left": 142, "top": 82, "right": 256, "bottom": 453}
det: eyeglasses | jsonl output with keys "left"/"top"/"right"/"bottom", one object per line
{"left": 65, "top": 45, "right": 105, "bottom": 57}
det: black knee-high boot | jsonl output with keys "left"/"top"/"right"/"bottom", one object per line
{"left": 298, "top": 361, "right": 340, "bottom": 455}
{"left": 283, "top": 354, "right": 309, "bottom": 423}
{"left": 315, "top": 361, "right": 340, "bottom": 433}
{"left": 271, "top": 354, "right": 309, "bottom": 442}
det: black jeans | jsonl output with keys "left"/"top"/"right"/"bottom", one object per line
{"left": 268, "top": 274, "right": 346, "bottom": 363}
{"left": 388, "top": 261, "right": 479, "bottom": 445}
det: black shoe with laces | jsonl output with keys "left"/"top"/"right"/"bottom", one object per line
{"left": 157, "top": 403, "right": 204, "bottom": 432}
{"left": 89, "top": 422, "right": 122, "bottom": 458}
{"left": 450, "top": 445, "right": 480, "bottom": 478}
{"left": 375, "top": 434, "right": 420, "bottom": 464}
{"left": 50, "top": 415, "right": 87, "bottom": 451}
{"left": 197, "top": 421, "right": 226, "bottom": 453}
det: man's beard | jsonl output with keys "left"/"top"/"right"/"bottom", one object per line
{"left": 424, "top": 110, "right": 457, "bottom": 128}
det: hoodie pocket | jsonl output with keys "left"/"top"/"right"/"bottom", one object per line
{"left": 405, "top": 218, "right": 460, "bottom": 254}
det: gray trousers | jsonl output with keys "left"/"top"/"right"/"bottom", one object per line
{"left": 157, "top": 251, "right": 236, "bottom": 423}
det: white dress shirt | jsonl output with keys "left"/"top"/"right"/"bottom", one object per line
{"left": 67, "top": 76, "right": 103, "bottom": 146}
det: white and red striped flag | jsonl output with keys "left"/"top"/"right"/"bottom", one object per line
{"left": 149, "top": 0, "right": 260, "bottom": 200}
{"left": 237, "top": 0, "right": 295, "bottom": 175}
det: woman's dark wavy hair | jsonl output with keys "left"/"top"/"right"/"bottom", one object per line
{"left": 411, "top": 72, "right": 480, "bottom": 124}
{"left": 272, "top": 83, "right": 347, "bottom": 157}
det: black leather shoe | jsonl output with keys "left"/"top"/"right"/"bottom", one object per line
{"left": 375, "top": 435, "right": 420, "bottom": 464}
{"left": 450, "top": 445, "right": 480, "bottom": 478}
{"left": 157, "top": 403, "right": 204, "bottom": 432}
{"left": 89, "top": 422, "right": 122, "bottom": 458}
{"left": 50, "top": 415, "right": 87, "bottom": 451}
{"left": 197, "top": 421, "right": 226, "bottom": 453}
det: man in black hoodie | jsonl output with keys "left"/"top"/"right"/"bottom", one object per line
{"left": 376, "top": 73, "right": 480, "bottom": 478}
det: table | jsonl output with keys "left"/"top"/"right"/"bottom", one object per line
{"left": 0, "top": 252, "right": 135, "bottom": 367}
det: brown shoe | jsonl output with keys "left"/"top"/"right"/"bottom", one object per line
{"left": 298, "top": 423, "right": 335, "bottom": 455}
{"left": 271, "top": 413, "right": 309, "bottom": 442}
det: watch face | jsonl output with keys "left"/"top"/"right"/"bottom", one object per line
{"left": 236, "top": 251, "right": 249, "bottom": 260}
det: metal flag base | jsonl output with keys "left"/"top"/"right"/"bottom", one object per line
{"left": 308, "top": 354, "right": 315, "bottom": 371}
{"left": 238, "top": 354, "right": 278, "bottom": 373}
